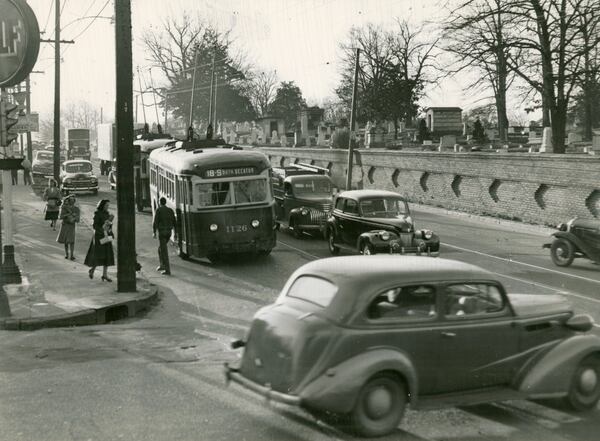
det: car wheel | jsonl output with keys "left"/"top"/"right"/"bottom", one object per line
{"left": 551, "top": 238, "right": 575, "bottom": 267}
{"left": 350, "top": 373, "right": 406, "bottom": 437}
{"left": 565, "top": 355, "right": 600, "bottom": 411}
{"left": 361, "top": 242, "right": 375, "bottom": 255}
{"left": 328, "top": 229, "right": 340, "bottom": 255}
{"left": 257, "top": 248, "right": 272, "bottom": 257}
{"left": 92, "top": 189, "right": 98, "bottom": 195}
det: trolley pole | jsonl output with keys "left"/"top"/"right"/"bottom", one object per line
{"left": 345, "top": 48, "right": 360, "bottom": 190}
{"left": 115, "top": 0, "right": 136, "bottom": 292}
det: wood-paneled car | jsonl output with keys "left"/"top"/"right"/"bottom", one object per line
{"left": 326, "top": 189, "right": 440, "bottom": 255}
{"left": 225, "top": 256, "right": 600, "bottom": 437}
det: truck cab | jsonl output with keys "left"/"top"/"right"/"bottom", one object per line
{"left": 272, "top": 163, "right": 336, "bottom": 238}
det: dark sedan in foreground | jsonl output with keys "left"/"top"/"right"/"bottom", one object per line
{"left": 225, "top": 256, "right": 600, "bottom": 437}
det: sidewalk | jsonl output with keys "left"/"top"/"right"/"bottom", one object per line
{"left": 0, "top": 185, "right": 159, "bottom": 331}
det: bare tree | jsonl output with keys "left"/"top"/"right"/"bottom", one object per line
{"left": 62, "top": 101, "right": 101, "bottom": 129}
{"left": 442, "top": 0, "right": 518, "bottom": 142}
{"left": 248, "top": 70, "right": 278, "bottom": 117}
{"left": 504, "top": 0, "right": 600, "bottom": 153}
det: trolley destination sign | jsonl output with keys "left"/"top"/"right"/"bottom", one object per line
{"left": 0, "top": 0, "right": 40, "bottom": 87}
{"left": 203, "top": 166, "right": 256, "bottom": 179}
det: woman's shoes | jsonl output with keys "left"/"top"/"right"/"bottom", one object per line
{"left": 65, "top": 255, "right": 69, "bottom": 259}
{"left": 88, "top": 268, "right": 94, "bottom": 279}
{"left": 70, "top": 256, "right": 75, "bottom": 261}
{"left": 101, "top": 276, "right": 113, "bottom": 282}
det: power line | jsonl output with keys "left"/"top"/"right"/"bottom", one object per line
{"left": 42, "top": 0, "right": 55, "bottom": 34}
{"left": 61, "top": 0, "right": 111, "bottom": 58}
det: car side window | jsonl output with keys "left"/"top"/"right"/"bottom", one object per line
{"left": 344, "top": 199, "right": 359, "bottom": 215}
{"left": 367, "top": 285, "right": 437, "bottom": 320}
{"left": 444, "top": 283, "right": 505, "bottom": 318}
{"left": 335, "top": 197, "right": 345, "bottom": 210}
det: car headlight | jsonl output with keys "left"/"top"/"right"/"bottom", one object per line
{"left": 380, "top": 231, "right": 390, "bottom": 241}
{"left": 63, "top": 178, "right": 71, "bottom": 183}
{"left": 251, "top": 219, "right": 260, "bottom": 228}
{"left": 301, "top": 209, "right": 309, "bottom": 216}
{"left": 557, "top": 222, "right": 567, "bottom": 231}
{"left": 422, "top": 230, "right": 433, "bottom": 240}
{"left": 209, "top": 224, "right": 218, "bottom": 232}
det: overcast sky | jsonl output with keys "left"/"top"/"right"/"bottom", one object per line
{"left": 25, "top": 0, "right": 506, "bottom": 125}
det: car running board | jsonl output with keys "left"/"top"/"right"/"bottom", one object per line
{"left": 415, "top": 387, "right": 522, "bottom": 410}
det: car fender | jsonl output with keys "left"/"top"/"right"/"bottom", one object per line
{"left": 517, "top": 334, "right": 600, "bottom": 398}
{"left": 299, "top": 348, "right": 417, "bottom": 414}
{"left": 551, "top": 231, "right": 586, "bottom": 252}
{"left": 289, "top": 207, "right": 309, "bottom": 221}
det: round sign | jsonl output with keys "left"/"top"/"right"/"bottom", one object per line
{"left": 0, "top": 0, "right": 40, "bottom": 87}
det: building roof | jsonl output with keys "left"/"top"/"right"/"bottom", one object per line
{"left": 425, "top": 107, "right": 463, "bottom": 111}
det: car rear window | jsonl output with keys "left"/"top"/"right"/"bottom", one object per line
{"left": 286, "top": 276, "right": 338, "bottom": 307}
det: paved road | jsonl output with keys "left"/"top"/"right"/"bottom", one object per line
{"left": 1, "top": 168, "right": 599, "bottom": 441}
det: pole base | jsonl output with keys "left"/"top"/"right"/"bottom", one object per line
{"left": 0, "top": 286, "right": 11, "bottom": 318}
{"left": 0, "top": 245, "right": 22, "bottom": 285}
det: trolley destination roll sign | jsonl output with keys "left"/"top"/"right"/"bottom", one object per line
{"left": 203, "top": 166, "right": 256, "bottom": 179}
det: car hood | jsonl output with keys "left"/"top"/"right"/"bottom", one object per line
{"left": 64, "top": 171, "right": 95, "bottom": 179}
{"left": 33, "top": 160, "right": 53, "bottom": 167}
{"left": 296, "top": 194, "right": 333, "bottom": 208}
{"left": 362, "top": 216, "right": 414, "bottom": 232}
{"left": 508, "top": 293, "right": 572, "bottom": 317}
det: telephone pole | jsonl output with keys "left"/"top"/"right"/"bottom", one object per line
{"left": 115, "top": 0, "right": 136, "bottom": 292}
{"left": 53, "top": 0, "right": 60, "bottom": 181}
{"left": 346, "top": 48, "right": 360, "bottom": 190}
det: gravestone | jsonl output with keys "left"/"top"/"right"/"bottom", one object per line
{"left": 567, "top": 132, "right": 583, "bottom": 145}
{"left": 280, "top": 135, "right": 287, "bottom": 147}
{"left": 540, "top": 127, "right": 552, "bottom": 152}
{"left": 439, "top": 134, "right": 456, "bottom": 149}
{"left": 271, "top": 130, "right": 279, "bottom": 145}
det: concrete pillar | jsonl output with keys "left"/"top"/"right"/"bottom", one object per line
{"left": 540, "top": 127, "right": 552, "bottom": 153}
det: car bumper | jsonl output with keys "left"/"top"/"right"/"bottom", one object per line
{"left": 62, "top": 184, "right": 98, "bottom": 192}
{"left": 224, "top": 363, "right": 301, "bottom": 406}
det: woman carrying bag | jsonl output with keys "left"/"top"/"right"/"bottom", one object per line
{"left": 43, "top": 178, "right": 62, "bottom": 230}
{"left": 84, "top": 199, "right": 115, "bottom": 282}
{"left": 56, "top": 194, "right": 80, "bottom": 260}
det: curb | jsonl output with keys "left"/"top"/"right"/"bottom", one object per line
{"left": 0, "top": 285, "right": 159, "bottom": 331}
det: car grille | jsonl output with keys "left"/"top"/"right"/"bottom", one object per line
{"left": 398, "top": 233, "right": 413, "bottom": 247}
{"left": 308, "top": 208, "right": 329, "bottom": 224}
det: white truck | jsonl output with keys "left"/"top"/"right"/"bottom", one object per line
{"left": 96, "top": 123, "right": 115, "bottom": 177}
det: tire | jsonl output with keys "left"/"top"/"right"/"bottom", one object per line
{"left": 564, "top": 355, "right": 600, "bottom": 411}
{"left": 350, "top": 373, "right": 407, "bottom": 437}
{"left": 257, "top": 248, "right": 272, "bottom": 257}
{"left": 92, "top": 189, "right": 98, "bottom": 195}
{"left": 328, "top": 228, "right": 340, "bottom": 255}
{"left": 361, "top": 242, "right": 375, "bottom": 255}
{"left": 551, "top": 238, "right": 575, "bottom": 267}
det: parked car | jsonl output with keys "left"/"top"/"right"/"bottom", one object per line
{"left": 272, "top": 164, "right": 335, "bottom": 238}
{"left": 543, "top": 218, "right": 600, "bottom": 267}
{"left": 225, "top": 256, "right": 600, "bottom": 437}
{"left": 326, "top": 189, "right": 439, "bottom": 255}
{"left": 59, "top": 160, "right": 98, "bottom": 195}
{"left": 31, "top": 150, "right": 59, "bottom": 179}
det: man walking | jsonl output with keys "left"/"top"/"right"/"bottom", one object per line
{"left": 153, "top": 197, "right": 176, "bottom": 275}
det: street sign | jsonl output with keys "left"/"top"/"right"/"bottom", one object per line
{"left": 0, "top": 0, "right": 40, "bottom": 87}
{"left": 14, "top": 112, "right": 38, "bottom": 132}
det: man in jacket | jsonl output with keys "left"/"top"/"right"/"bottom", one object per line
{"left": 153, "top": 197, "right": 176, "bottom": 275}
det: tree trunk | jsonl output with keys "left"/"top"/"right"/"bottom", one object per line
{"left": 583, "top": 82, "right": 593, "bottom": 141}
{"left": 394, "top": 119, "right": 399, "bottom": 140}
{"left": 551, "top": 104, "right": 567, "bottom": 154}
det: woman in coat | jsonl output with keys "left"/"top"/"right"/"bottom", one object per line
{"left": 56, "top": 194, "right": 80, "bottom": 260}
{"left": 84, "top": 199, "right": 115, "bottom": 282}
{"left": 43, "top": 178, "right": 62, "bottom": 230}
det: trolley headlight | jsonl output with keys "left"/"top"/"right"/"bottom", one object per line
{"left": 422, "top": 229, "right": 433, "bottom": 240}
{"left": 301, "top": 209, "right": 309, "bottom": 216}
{"left": 380, "top": 231, "right": 391, "bottom": 241}
{"left": 209, "top": 223, "right": 218, "bottom": 232}
{"left": 251, "top": 219, "right": 260, "bottom": 228}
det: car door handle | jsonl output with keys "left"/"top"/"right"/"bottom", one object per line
{"left": 441, "top": 331, "right": 456, "bottom": 338}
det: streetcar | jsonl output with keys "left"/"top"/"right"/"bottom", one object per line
{"left": 148, "top": 138, "right": 276, "bottom": 261}
{"left": 134, "top": 133, "right": 176, "bottom": 211}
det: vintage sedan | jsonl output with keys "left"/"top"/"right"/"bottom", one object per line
{"left": 60, "top": 160, "right": 98, "bottom": 195}
{"left": 31, "top": 150, "right": 64, "bottom": 179}
{"left": 326, "top": 189, "right": 440, "bottom": 255}
{"left": 225, "top": 256, "right": 600, "bottom": 437}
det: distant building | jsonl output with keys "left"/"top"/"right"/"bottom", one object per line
{"left": 425, "top": 107, "right": 463, "bottom": 136}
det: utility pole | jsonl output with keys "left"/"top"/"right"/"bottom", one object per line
{"left": 53, "top": 0, "right": 60, "bottom": 181}
{"left": 115, "top": 0, "right": 136, "bottom": 292}
{"left": 346, "top": 48, "right": 360, "bottom": 190}
{"left": 208, "top": 53, "right": 215, "bottom": 125}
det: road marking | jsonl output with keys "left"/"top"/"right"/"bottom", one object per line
{"left": 444, "top": 242, "right": 600, "bottom": 286}
{"left": 277, "top": 240, "right": 321, "bottom": 260}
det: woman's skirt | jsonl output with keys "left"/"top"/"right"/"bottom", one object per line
{"left": 56, "top": 222, "right": 75, "bottom": 244}
{"left": 44, "top": 207, "right": 59, "bottom": 221}
{"left": 84, "top": 237, "right": 115, "bottom": 267}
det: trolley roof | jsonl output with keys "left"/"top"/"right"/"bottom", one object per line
{"left": 149, "top": 139, "right": 271, "bottom": 177}
{"left": 133, "top": 133, "right": 176, "bottom": 153}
